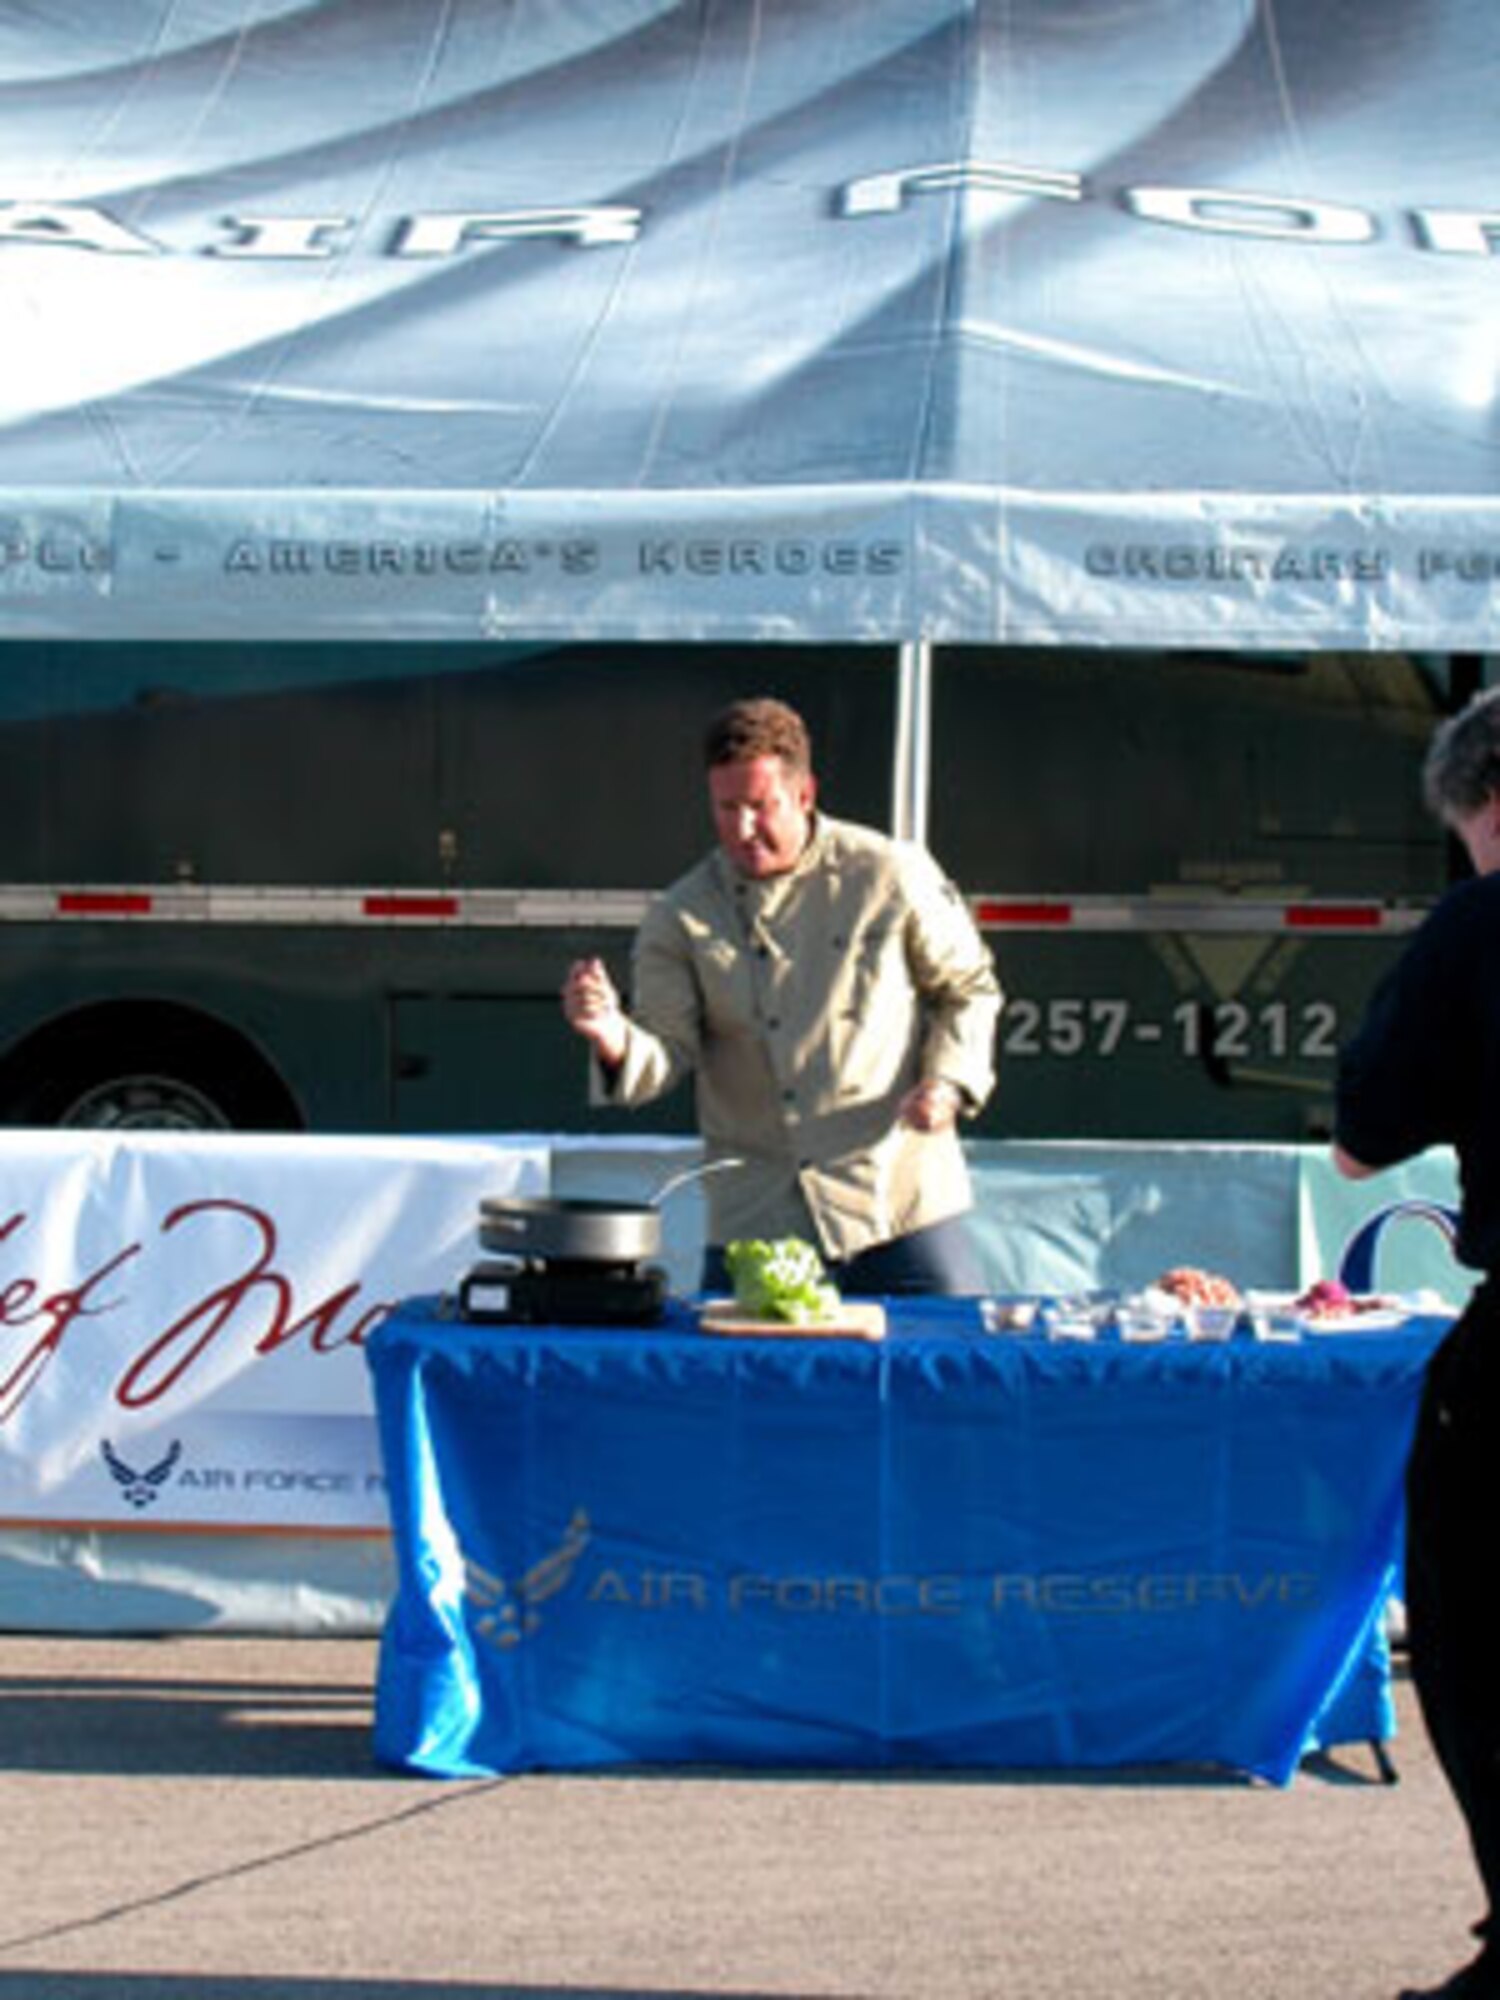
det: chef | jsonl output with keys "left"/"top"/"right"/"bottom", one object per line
{"left": 561, "top": 695, "right": 1002, "bottom": 1295}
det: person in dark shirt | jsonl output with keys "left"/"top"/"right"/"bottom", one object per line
{"left": 1335, "top": 683, "right": 1500, "bottom": 2000}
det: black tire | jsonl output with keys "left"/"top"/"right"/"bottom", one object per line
{"left": 2, "top": 1016, "right": 301, "bottom": 1133}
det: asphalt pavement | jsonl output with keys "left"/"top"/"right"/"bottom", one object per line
{"left": 0, "top": 1632, "right": 1484, "bottom": 2000}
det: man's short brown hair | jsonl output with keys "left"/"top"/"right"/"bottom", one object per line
{"left": 703, "top": 697, "right": 812, "bottom": 774}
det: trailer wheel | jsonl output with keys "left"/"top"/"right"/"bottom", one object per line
{"left": 0, "top": 1007, "right": 303, "bottom": 1133}
{"left": 54, "top": 1069, "right": 238, "bottom": 1132}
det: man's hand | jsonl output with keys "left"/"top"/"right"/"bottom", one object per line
{"left": 899, "top": 1078, "right": 963, "bottom": 1133}
{"left": 562, "top": 957, "right": 628, "bottom": 1068}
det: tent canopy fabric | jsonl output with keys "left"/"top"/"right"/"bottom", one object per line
{"left": 3, "top": 0, "right": 1498, "bottom": 646}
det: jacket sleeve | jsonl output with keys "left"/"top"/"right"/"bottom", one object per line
{"left": 588, "top": 897, "right": 702, "bottom": 1109}
{"left": 901, "top": 848, "right": 1003, "bottom": 1115}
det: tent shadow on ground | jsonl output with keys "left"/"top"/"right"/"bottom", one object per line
{"left": 0, "top": 1664, "right": 383, "bottom": 1781}
{"left": 0, "top": 1656, "right": 1398, "bottom": 1789}
{"left": 0, "top": 1981, "right": 813, "bottom": 2000}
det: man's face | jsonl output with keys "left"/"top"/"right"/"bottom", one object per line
{"left": 709, "top": 754, "right": 816, "bottom": 878}
{"left": 1450, "top": 794, "right": 1500, "bottom": 877}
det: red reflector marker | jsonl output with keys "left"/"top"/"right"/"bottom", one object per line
{"left": 1282, "top": 905, "right": 1383, "bottom": 931}
{"left": 973, "top": 900, "right": 1074, "bottom": 927}
{"left": 362, "top": 894, "right": 462, "bottom": 921}
{"left": 57, "top": 891, "right": 155, "bottom": 917}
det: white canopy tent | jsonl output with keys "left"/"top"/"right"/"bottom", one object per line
{"left": 1, "top": 0, "right": 1497, "bottom": 664}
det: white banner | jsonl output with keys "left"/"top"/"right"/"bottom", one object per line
{"left": 0, "top": 1132, "right": 1469, "bottom": 1541}
{"left": 972, "top": 1141, "right": 1472, "bottom": 1308}
{"left": 0, "top": 1131, "right": 546, "bottom": 1531}
{"left": 1298, "top": 1146, "right": 1470, "bottom": 1309}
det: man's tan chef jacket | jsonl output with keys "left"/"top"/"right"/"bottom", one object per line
{"left": 593, "top": 814, "right": 1002, "bottom": 1262}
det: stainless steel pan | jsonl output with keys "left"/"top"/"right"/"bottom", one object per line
{"left": 478, "top": 1195, "right": 661, "bottom": 1264}
{"left": 477, "top": 1156, "right": 743, "bottom": 1265}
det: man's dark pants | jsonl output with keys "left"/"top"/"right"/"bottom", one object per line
{"left": 1406, "top": 1276, "right": 1500, "bottom": 1965}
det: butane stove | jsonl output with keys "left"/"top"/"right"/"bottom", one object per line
{"left": 457, "top": 1255, "right": 668, "bottom": 1327}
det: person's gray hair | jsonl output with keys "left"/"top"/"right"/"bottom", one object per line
{"left": 1423, "top": 685, "right": 1500, "bottom": 820}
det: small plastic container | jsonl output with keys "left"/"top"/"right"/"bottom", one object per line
{"left": 1044, "top": 1298, "right": 1104, "bottom": 1342}
{"left": 979, "top": 1298, "right": 1039, "bottom": 1335}
{"left": 1248, "top": 1307, "right": 1303, "bottom": 1343}
{"left": 1185, "top": 1304, "right": 1240, "bottom": 1341}
{"left": 1113, "top": 1302, "right": 1175, "bottom": 1342}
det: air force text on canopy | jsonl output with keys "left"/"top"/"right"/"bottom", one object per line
{"left": 2, "top": 160, "right": 1499, "bottom": 259}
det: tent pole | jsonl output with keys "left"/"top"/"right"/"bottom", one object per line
{"left": 891, "top": 639, "right": 933, "bottom": 846}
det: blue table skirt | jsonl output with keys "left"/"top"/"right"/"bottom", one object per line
{"left": 367, "top": 1296, "right": 1447, "bottom": 1785}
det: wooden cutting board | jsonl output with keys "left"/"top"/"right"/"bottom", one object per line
{"left": 697, "top": 1299, "right": 887, "bottom": 1341}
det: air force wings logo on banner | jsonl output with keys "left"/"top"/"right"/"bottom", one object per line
{"left": 464, "top": 1509, "right": 592, "bottom": 1649}
{"left": 101, "top": 1438, "right": 184, "bottom": 1510}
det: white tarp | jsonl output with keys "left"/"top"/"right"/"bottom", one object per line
{"left": 3, "top": 0, "right": 1499, "bottom": 646}
{"left": 0, "top": 1131, "right": 546, "bottom": 1531}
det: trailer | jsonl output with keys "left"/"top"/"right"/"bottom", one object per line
{"left": 0, "top": 637, "right": 1462, "bottom": 1141}
{"left": 0, "top": 2, "right": 1495, "bottom": 1142}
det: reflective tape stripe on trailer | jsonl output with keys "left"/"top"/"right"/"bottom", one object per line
{"left": 969, "top": 897, "right": 1426, "bottom": 935}
{"left": 13, "top": 886, "right": 656, "bottom": 927}
{"left": 0, "top": 885, "right": 1433, "bottom": 935}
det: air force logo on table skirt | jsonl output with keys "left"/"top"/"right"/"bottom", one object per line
{"left": 458, "top": 1506, "right": 1319, "bottom": 1651}
{"left": 463, "top": 1509, "right": 594, "bottom": 1650}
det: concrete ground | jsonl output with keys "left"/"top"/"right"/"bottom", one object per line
{"left": 0, "top": 1632, "right": 1484, "bottom": 2000}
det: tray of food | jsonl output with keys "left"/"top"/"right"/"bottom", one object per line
{"left": 1252, "top": 1278, "right": 1411, "bottom": 1333}
{"left": 697, "top": 1299, "right": 888, "bottom": 1340}
{"left": 697, "top": 1238, "right": 886, "bottom": 1340}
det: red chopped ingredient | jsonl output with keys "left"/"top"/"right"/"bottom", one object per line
{"left": 1296, "top": 1278, "right": 1353, "bottom": 1314}
{"left": 1154, "top": 1266, "right": 1241, "bottom": 1307}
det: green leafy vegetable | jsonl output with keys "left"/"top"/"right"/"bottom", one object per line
{"left": 724, "top": 1237, "right": 842, "bottom": 1323}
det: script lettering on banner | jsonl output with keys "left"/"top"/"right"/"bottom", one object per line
{"left": 0, "top": 1132, "right": 545, "bottom": 1532}
{"left": 0, "top": 1197, "right": 387, "bottom": 1424}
